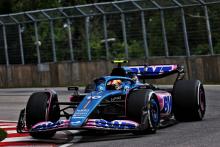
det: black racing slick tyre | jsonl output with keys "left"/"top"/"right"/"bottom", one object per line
{"left": 127, "top": 89, "right": 160, "bottom": 134}
{"left": 173, "top": 80, "right": 206, "bottom": 121}
{"left": 26, "top": 92, "right": 60, "bottom": 138}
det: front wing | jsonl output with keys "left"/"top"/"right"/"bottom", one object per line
{"left": 17, "top": 109, "right": 140, "bottom": 134}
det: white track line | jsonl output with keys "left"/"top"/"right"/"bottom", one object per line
{"left": 0, "top": 126, "right": 16, "bottom": 129}
{"left": 1, "top": 136, "right": 34, "bottom": 142}
{"left": 0, "top": 123, "right": 16, "bottom": 126}
{"left": 6, "top": 130, "right": 17, "bottom": 134}
{"left": 2, "top": 136, "right": 62, "bottom": 143}
{"left": 0, "top": 120, "right": 79, "bottom": 146}
{"left": 59, "top": 143, "right": 73, "bottom": 147}
{"left": 0, "top": 120, "right": 17, "bottom": 122}
{"left": 204, "top": 85, "right": 220, "bottom": 86}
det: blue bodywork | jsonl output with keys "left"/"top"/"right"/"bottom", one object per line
{"left": 68, "top": 64, "right": 177, "bottom": 128}
{"left": 70, "top": 76, "right": 137, "bottom": 127}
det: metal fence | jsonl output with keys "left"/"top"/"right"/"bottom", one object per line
{"left": 0, "top": 0, "right": 220, "bottom": 65}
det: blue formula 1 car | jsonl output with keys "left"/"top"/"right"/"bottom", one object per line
{"left": 17, "top": 60, "right": 206, "bottom": 138}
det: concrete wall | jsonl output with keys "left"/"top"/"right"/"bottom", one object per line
{"left": 0, "top": 55, "right": 219, "bottom": 88}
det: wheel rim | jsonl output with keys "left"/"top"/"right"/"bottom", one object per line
{"left": 199, "top": 88, "right": 206, "bottom": 112}
{"left": 150, "top": 98, "right": 159, "bottom": 126}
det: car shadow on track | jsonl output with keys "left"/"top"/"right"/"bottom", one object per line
{"left": 14, "top": 131, "right": 152, "bottom": 146}
{"left": 69, "top": 131, "right": 149, "bottom": 143}
{"left": 66, "top": 119, "right": 178, "bottom": 144}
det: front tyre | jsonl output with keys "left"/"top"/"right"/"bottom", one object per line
{"left": 127, "top": 89, "right": 160, "bottom": 134}
{"left": 26, "top": 92, "right": 60, "bottom": 138}
{"left": 173, "top": 80, "right": 206, "bottom": 121}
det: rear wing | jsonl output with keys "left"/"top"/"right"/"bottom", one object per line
{"left": 124, "top": 64, "right": 184, "bottom": 80}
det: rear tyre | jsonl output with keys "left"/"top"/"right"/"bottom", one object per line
{"left": 127, "top": 89, "right": 160, "bottom": 134}
{"left": 173, "top": 80, "right": 206, "bottom": 121}
{"left": 26, "top": 92, "right": 60, "bottom": 138}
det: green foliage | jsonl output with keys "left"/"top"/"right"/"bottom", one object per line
{"left": 107, "top": 40, "right": 145, "bottom": 59}
{"left": 5, "top": 0, "right": 112, "bottom": 14}
{"left": 0, "top": 128, "right": 7, "bottom": 141}
{"left": 193, "top": 44, "right": 209, "bottom": 55}
{"left": 11, "top": 0, "right": 61, "bottom": 12}
{"left": 1, "top": 1, "right": 220, "bottom": 64}
{"left": 128, "top": 40, "right": 145, "bottom": 58}
{"left": 90, "top": 33, "right": 104, "bottom": 59}
{"left": 110, "top": 42, "right": 126, "bottom": 59}
{"left": 147, "top": 12, "right": 164, "bottom": 56}
{"left": 214, "top": 40, "right": 220, "bottom": 54}
{"left": 90, "top": 16, "right": 105, "bottom": 60}
{"left": 165, "top": 9, "right": 185, "bottom": 56}
{"left": 0, "top": 0, "right": 12, "bottom": 14}
{"left": 54, "top": 20, "right": 70, "bottom": 61}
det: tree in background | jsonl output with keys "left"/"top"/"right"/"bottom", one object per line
{"left": 0, "top": 0, "right": 112, "bottom": 14}
{"left": 0, "top": 0, "right": 12, "bottom": 14}
{"left": 0, "top": 0, "right": 220, "bottom": 64}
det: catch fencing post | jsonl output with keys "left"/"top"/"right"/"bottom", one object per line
{"left": 103, "top": 15, "right": 109, "bottom": 60}
{"left": 132, "top": 1, "right": 149, "bottom": 58}
{"left": 151, "top": 0, "right": 169, "bottom": 57}
{"left": 18, "top": 24, "right": 25, "bottom": 64}
{"left": 198, "top": 0, "right": 214, "bottom": 55}
{"left": 0, "top": 20, "right": 11, "bottom": 87}
{"left": 67, "top": 19, "right": 74, "bottom": 61}
{"left": 0, "top": 21, "right": 9, "bottom": 66}
{"left": 173, "top": 0, "right": 190, "bottom": 56}
{"left": 75, "top": 6, "right": 91, "bottom": 61}
{"left": 41, "top": 10, "right": 57, "bottom": 62}
{"left": 59, "top": 8, "right": 74, "bottom": 61}
{"left": 94, "top": 4, "right": 110, "bottom": 60}
{"left": 9, "top": 15, "right": 25, "bottom": 64}
{"left": 141, "top": 11, "right": 149, "bottom": 58}
{"left": 26, "top": 13, "right": 41, "bottom": 64}
{"left": 113, "top": 3, "right": 129, "bottom": 59}
{"left": 85, "top": 16, "right": 91, "bottom": 61}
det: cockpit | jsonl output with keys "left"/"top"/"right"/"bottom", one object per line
{"left": 95, "top": 77, "right": 134, "bottom": 92}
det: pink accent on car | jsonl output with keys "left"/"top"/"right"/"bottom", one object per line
{"left": 69, "top": 95, "right": 74, "bottom": 102}
{"left": 155, "top": 91, "right": 172, "bottom": 116}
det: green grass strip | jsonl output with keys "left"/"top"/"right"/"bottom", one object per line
{"left": 0, "top": 128, "right": 7, "bottom": 141}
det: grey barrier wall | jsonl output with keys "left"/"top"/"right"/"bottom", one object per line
{"left": 0, "top": 55, "right": 219, "bottom": 88}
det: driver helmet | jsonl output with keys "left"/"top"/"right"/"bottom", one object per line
{"left": 128, "top": 72, "right": 139, "bottom": 83}
{"left": 131, "top": 75, "right": 139, "bottom": 82}
{"left": 107, "top": 80, "right": 122, "bottom": 90}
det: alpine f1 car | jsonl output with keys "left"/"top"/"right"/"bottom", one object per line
{"left": 17, "top": 60, "right": 206, "bottom": 138}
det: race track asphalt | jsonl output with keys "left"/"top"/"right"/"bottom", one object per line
{"left": 0, "top": 85, "right": 220, "bottom": 147}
